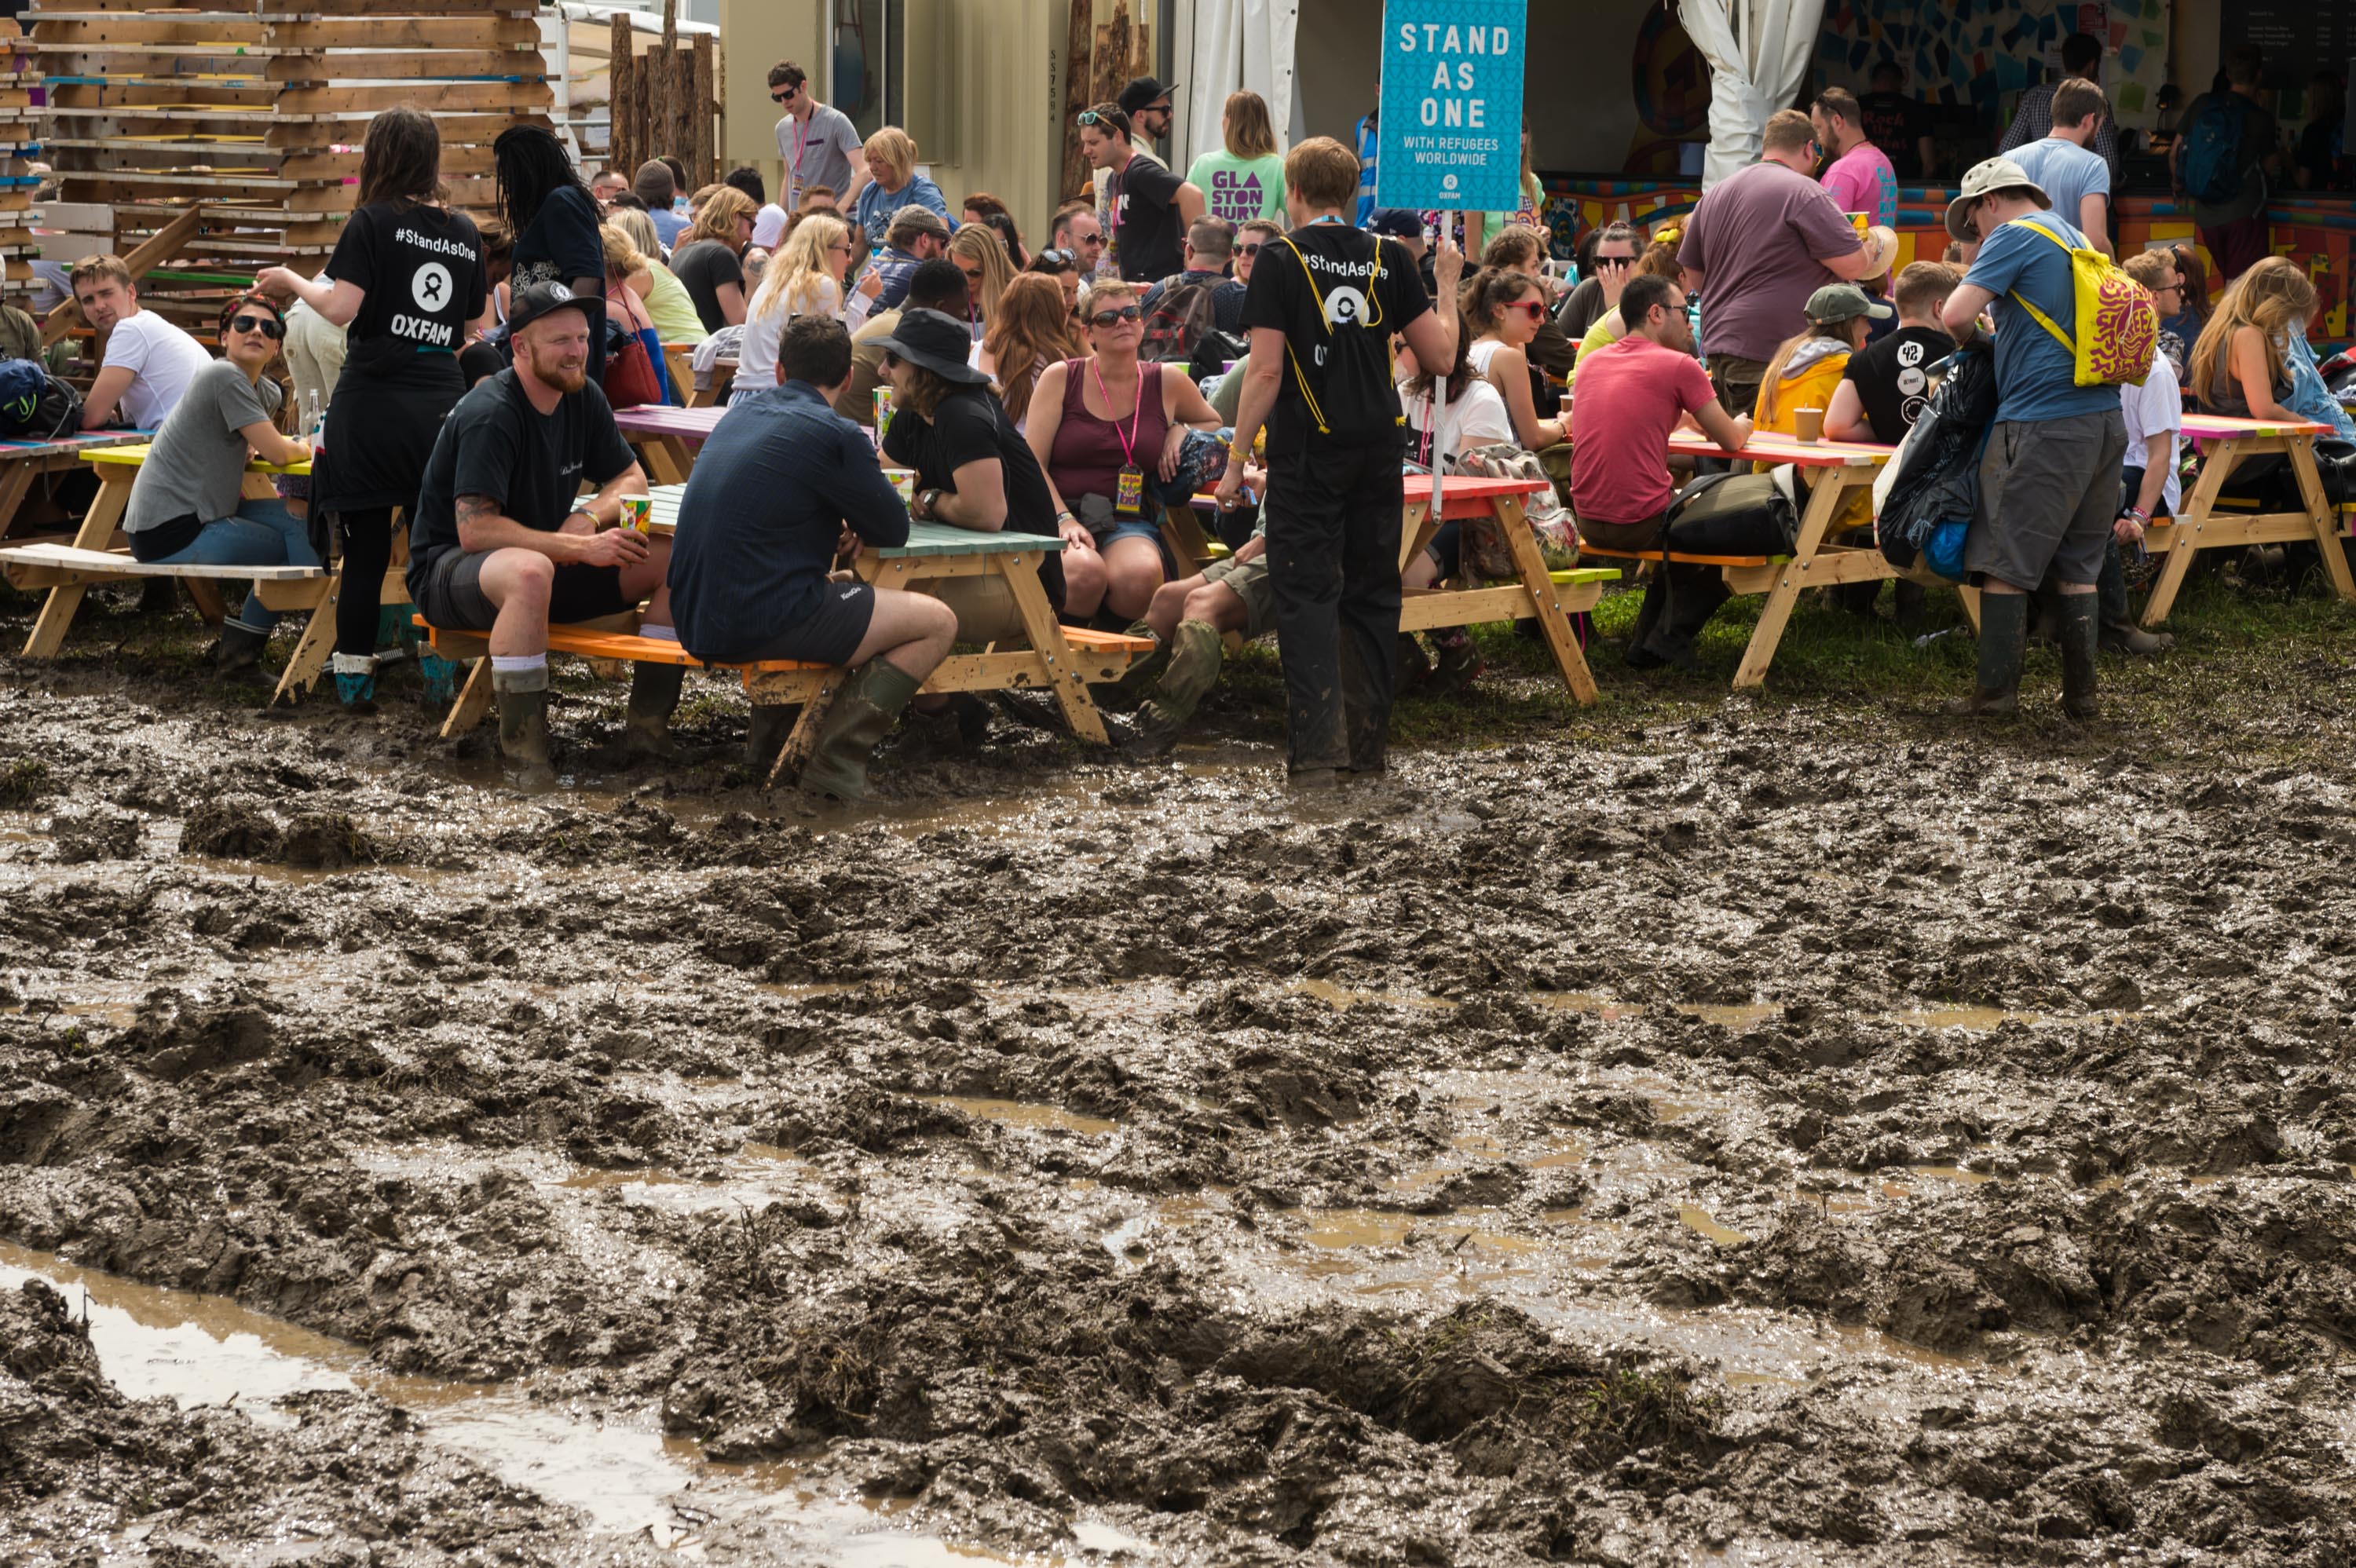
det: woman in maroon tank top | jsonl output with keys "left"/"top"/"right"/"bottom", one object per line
{"left": 1027, "top": 279, "right": 1223, "bottom": 621}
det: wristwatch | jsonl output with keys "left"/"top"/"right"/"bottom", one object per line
{"left": 918, "top": 488, "right": 942, "bottom": 515}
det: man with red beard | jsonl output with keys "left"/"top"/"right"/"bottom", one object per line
{"left": 408, "top": 283, "right": 664, "bottom": 788}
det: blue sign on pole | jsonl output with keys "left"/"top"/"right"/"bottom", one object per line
{"left": 1374, "top": 0, "right": 1528, "bottom": 215}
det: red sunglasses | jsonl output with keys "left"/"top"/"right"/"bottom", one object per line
{"left": 1509, "top": 300, "right": 1546, "bottom": 320}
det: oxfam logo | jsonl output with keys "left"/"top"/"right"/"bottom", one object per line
{"left": 1324, "top": 286, "right": 1370, "bottom": 327}
{"left": 1442, "top": 173, "right": 1460, "bottom": 194}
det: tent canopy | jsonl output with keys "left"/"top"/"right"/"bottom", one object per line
{"left": 1680, "top": 0, "right": 1825, "bottom": 188}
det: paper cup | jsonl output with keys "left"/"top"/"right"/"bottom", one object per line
{"left": 619, "top": 495, "right": 652, "bottom": 533}
{"left": 883, "top": 468, "right": 917, "bottom": 508}
{"left": 1793, "top": 408, "right": 1824, "bottom": 444}
{"left": 1846, "top": 211, "right": 1868, "bottom": 237}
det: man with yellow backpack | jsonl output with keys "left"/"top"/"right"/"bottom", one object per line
{"left": 1938, "top": 155, "right": 2157, "bottom": 721}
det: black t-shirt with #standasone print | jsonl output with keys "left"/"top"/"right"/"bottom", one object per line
{"left": 1240, "top": 221, "right": 1429, "bottom": 448}
{"left": 325, "top": 200, "right": 487, "bottom": 352}
{"left": 1841, "top": 323, "right": 1952, "bottom": 444}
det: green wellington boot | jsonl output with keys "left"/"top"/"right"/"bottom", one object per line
{"left": 493, "top": 666, "right": 556, "bottom": 791}
{"left": 796, "top": 658, "right": 924, "bottom": 802}
{"left": 2057, "top": 593, "right": 2100, "bottom": 721}
{"left": 1127, "top": 618, "right": 1224, "bottom": 759}
{"left": 620, "top": 661, "right": 686, "bottom": 760}
{"left": 746, "top": 704, "right": 799, "bottom": 771}
{"left": 1948, "top": 592, "right": 2026, "bottom": 717}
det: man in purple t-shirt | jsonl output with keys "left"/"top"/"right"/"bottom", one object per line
{"left": 1814, "top": 86, "right": 1898, "bottom": 230}
{"left": 1677, "top": 109, "right": 1876, "bottom": 416}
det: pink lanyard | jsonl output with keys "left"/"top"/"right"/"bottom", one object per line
{"left": 788, "top": 114, "right": 809, "bottom": 193}
{"left": 1088, "top": 356, "right": 1143, "bottom": 467}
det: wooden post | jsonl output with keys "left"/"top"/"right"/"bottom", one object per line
{"left": 609, "top": 11, "right": 636, "bottom": 180}
{"left": 692, "top": 31, "right": 715, "bottom": 187}
{"left": 1059, "top": 0, "right": 1092, "bottom": 203}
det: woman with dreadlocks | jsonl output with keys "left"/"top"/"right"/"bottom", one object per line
{"left": 492, "top": 123, "right": 605, "bottom": 386}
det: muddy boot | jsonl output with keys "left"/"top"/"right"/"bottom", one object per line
{"left": 797, "top": 658, "right": 922, "bottom": 802}
{"left": 331, "top": 652, "right": 378, "bottom": 714}
{"left": 745, "top": 703, "right": 799, "bottom": 771}
{"left": 2058, "top": 593, "right": 2100, "bottom": 721}
{"left": 1948, "top": 591, "right": 2025, "bottom": 716}
{"left": 214, "top": 620, "right": 270, "bottom": 676}
{"left": 1128, "top": 619, "right": 1224, "bottom": 760}
{"left": 620, "top": 662, "right": 685, "bottom": 761}
{"left": 493, "top": 664, "right": 556, "bottom": 791}
{"left": 1395, "top": 632, "right": 1431, "bottom": 689}
{"left": 1426, "top": 627, "right": 1483, "bottom": 695}
{"left": 417, "top": 650, "right": 459, "bottom": 706}
{"left": 2100, "top": 617, "right": 2174, "bottom": 656}
{"left": 1110, "top": 621, "right": 1169, "bottom": 706}
{"left": 137, "top": 576, "right": 178, "bottom": 618}
{"left": 1623, "top": 577, "right": 1670, "bottom": 669}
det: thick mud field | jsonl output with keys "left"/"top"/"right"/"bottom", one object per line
{"left": 4, "top": 590, "right": 2356, "bottom": 1565}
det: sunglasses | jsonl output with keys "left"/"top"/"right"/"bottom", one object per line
{"left": 1508, "top": 301, "right": 1546, "bottom": 320}
{"left": 1037, "top": 248, "right": 1074, "bottom": 265}
{"left": 1238, "top": 242, "right": 1264, "bottom": 256}
{"left": 957, "top": 265, "right": 986, "bottom": 280}
{"left": 771, "top": 86, "right": 799, "bottom": 103}
{"left": 882, "top": 351, "right": 902, "bottom": 369}
{"left": 227, "top": 313, "right": 284, "bottom": 339}
{"left": 1089, "top": 305, "right": 1143, "bottom": 327}
{"left": 1076, "top": 109, "right": 1114, "bottom": 128}
{"left": 1595, "top": 254, "right": 1635, "bottom": 268}
{"left": 1144, "top": 101, "right": 1172, "bottom": 116}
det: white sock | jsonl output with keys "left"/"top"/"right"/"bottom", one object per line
{"left": 490, "top": 654, "right": 547, "bottom": 674}
{"left": 640, "top": 623, "right": 679, "bottom": 642}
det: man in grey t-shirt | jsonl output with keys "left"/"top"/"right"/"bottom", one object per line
{"left": 770, "top": 59, "right": 869, "bottom": 214}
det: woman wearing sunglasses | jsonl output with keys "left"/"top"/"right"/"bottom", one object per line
{"left": 121, "top": 293, "right": 317, "bottom": 674}
{"left": 258, "top": 104, "right": 487, "bottom": 708}
{"left": 1462, "top": 269, "right": 1565, "bottom": 451}
{"left": 1026, "top": 280, "right": 1225, "bottom": 623}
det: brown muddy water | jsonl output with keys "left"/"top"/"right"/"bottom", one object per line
{"left": 4, "top": 647, "right": 2356, "bottom": 1566}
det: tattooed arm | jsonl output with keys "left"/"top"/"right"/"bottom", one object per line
{"left": 453, "top": 492, "right": 649, "bottom": 568}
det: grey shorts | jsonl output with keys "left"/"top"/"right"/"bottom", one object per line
{"left": 1968, "top": 411, "right": 2127, "bottom": 590}
{"left": 1200, "top": 551, "right": 1275, "bottom": 639}
{"left": 412, "top": 547, "right": 631, "bottom": 632}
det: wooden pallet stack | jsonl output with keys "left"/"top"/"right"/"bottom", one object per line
{"left": 27, "top": 0, "right": 551, "bottom": 326}
{"left": 602, "top": 2, "right": 717, "bottom": 194}
{"left": 0, "top": 24, "right": 43, "bottom": 310}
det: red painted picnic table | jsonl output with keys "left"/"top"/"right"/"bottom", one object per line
{"left": 1399, "top": 474, "right": 1613, "bottom": 704}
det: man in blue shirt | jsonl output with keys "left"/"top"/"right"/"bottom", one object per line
{"left": 668, "top": 315, "right": 956, "bottom": 797}
{"left": 1941, "top": 156, "right": 2127, "bottom": 721}
{"left": 2008, "top": 79, "right": 2114, "bottom": 258}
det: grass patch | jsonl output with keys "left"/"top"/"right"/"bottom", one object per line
{"left": 0, "top": 755, "right": 51, "bottom": 806}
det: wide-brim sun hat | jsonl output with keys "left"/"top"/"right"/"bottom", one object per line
{"left": 877, "top": 307, "right": 990, "bottom": 385}
{"left": 1945, "top": 157, "right": 2052, "bottom": 241}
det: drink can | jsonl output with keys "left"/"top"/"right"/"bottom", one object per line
{"left": 620, "top": 495, "right": 652, "bottom": 533}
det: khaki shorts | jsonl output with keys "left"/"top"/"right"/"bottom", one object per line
{"left": 1200, "top": 552, "right": 1275, "bottom": 639}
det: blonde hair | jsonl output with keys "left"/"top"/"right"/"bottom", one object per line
{"left": 687, "top": 186, "right": 756, "bottom": 250}
{"left": 748, "top": 212, "right": 849, "bottom": 323}
{"left": 862, "top": 126, "right": 917, "bottom": 190}
{"left": 598, "top": 223, "right": 642, "bottom": 282}
{"left": 606, "top": 206, "right": 660, "bottom": 261}
{"left": 1754, "top": 320, "right": 1861, "bottom": 427}
{"left": 1223, "top": 91, "right": 1277, "bottom": 160}
{"left": 2190, "top": 255, "right": 2316, "bottom": 408}
{"left": 983, "top": 273, "right": 1079, "bottom": 426}
{"left": 946, "top": 224, "right": 1015, "bottom": 330}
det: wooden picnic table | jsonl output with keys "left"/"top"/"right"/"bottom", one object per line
{"left": 0, "top": 428, "right": 153, "bottom": 544}
{"left": 1399, "top": 473, "right": 1613, "bottom": 704}
{"left": 642, "top": 483, "right": 1125, "bottom": 752}
{"left": 2139, "top": 412, "right": 2354, "bottom": 627}
{"left": 1631, "top": 429, "right": 1900, "bottom": 688}
{"left": 613, "top": 403, "right": 722, "bottom": 486}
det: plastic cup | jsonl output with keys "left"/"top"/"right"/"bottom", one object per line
{"left": 1793, "top": 408, "right": 1824, "bottom": 444}
{"left": 619, "top": 495, "right": 652, "bottom": 533}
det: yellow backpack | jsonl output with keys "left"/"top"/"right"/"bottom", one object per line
{"left": 2003, "top": 216, "right": 2158, "bottom": 389}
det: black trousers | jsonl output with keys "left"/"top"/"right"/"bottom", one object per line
{"left": 1264, "top": 435, "right": 1405, "bottom": 773}
{"left": 333, "top": 506, "right": 398, "bottom": 659}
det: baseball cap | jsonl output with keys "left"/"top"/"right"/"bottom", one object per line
{"left": 506, "top": 281, "right": 594, "bottom": 337}
{"left": 1119, "top": 75, "right": 1177, "bottom": 116}
{"left": 1804, "top": 283, "right": 1894, "bottom": 324}
{"left": 1366, "top": 208, "right": 1425, "bottom": 239}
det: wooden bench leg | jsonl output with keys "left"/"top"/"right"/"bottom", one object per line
{"left": 1731, "top": 473, "right": 1849, "bottom": 689}
{"left": 0, "top": 460, "right": 40, "bottom": 546}
{"left": 1958, "top": 583, "right": 1982, "bottom": 634}
{"left": 2291, "top": 435, "right": 2356, "bottom": 604}
{"left": 1000, "top": 551, "right": 1107, "bottom": 743}
{"left": 765, "top": 671, "right": 841, "bottom": 789}
{"left": 271, "top": 568, "right": 341, "bottom": 704}
{"left": 2142, "top": 443, "right": 2232, "bottom": 627}
{"left": 22, "top": 474, "right": 129, "bottom": 658}
{"left": 1496, "top": 495, "right": 1597, "bottom": 705}
{"left": 441, "top": 655, "right": 494, "bottom": 738}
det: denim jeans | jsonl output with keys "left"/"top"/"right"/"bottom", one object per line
{"left": 141, "top": 499, "right": 320, "bottom": 630}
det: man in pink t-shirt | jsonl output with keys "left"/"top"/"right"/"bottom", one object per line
{"left": 1815, "top": 86, "right": 1899, "bottom": 231}
{"left": 1569, "top": 274, "right": 1756, "bottom": 670}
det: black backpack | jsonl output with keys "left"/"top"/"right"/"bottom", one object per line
{"left": 0, "top": 357, "right": 81, "bottom": 441}
{"left": 1140, "top": 276, "right": 1220, "bottom": 365}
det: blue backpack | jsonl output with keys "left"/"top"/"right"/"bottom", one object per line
{"left": 0, "top": 357, "right": 77, "bottom": 440}
{"left": 2182, "top": 93, "right": 2255, "bottom": 206}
